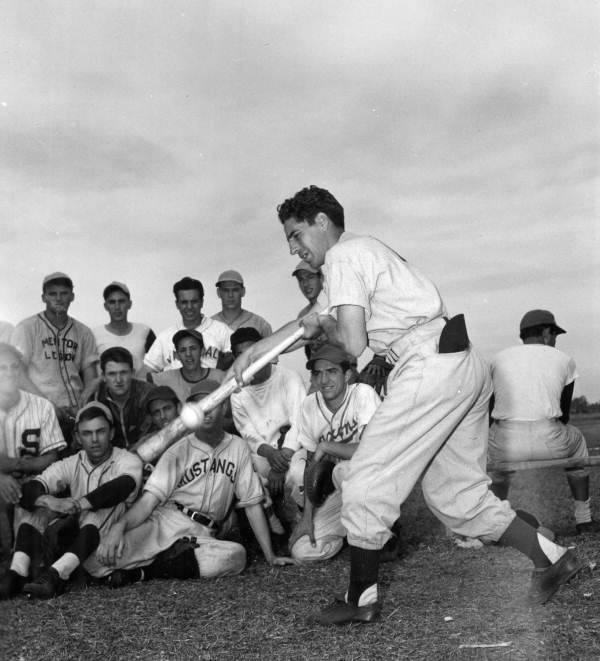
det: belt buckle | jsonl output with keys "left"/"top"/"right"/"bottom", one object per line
{"left": 191, "top": 511, "right": 202, "bottom": 524}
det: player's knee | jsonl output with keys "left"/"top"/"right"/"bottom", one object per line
{"left": 195, "top": 541, "right": 247, "bottom": 578}
{"left": 291, "top": 535, "right": 343, "bottom": 565}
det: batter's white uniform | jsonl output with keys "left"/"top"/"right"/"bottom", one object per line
{"left": 17, "top": 447, "right": 143, "bottom": 567}
{"left": 321, "top": 233, "right": 514, "bottom": 550}
{"left": 488, "top": 345, "right": 587, "bottom": 479}
{"left": 144, "top": 317, "right": 230, "bottom": 372}
{"left": 290, "top": 383, "right": 380, "bottom": 564}
{"left": 211, "top": 309, "right": 272, "bottom": 337}
{"left": 230, "top": 365, "right": 307, "bottom": 483}
{"left": 93, "top": 323, "right": 154, "bottom": 375}
{"left": 12, "top": 313, "right": 98, "bottom": 411}
{"left": 88, "top": 432, "right": 264, "bottom": 579}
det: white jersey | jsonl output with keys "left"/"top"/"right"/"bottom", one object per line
{"left": 491, "top": 344, "right": 578, "bottom": 421}
{"left": 144, "top": 432, "right": 264, "bottom": 521}
{"left": 298, "top": 383, "right": 381, "bottom": 453}
{"left": 322, "top": 233, "right": 446, "bottom": 357}
{"left": 151, "top": 368, "right": 226, "bottom": 405}
{"left": 144, "top": 316, "right": 230, "bottom": 372}
{"left": 0, "top": 390, "right": 65, "bottom": 459}
{"left": 93, "top": 323, "right": 153, "bottom": 374}
{"left": 12, "top": 313, "right": 98, "bottom": 409}
{"left": 36, "top": 446, "right": 142, "bottom": 504}
{"left": 230, "top": 365, "right": 307, "bottom": 454}
{"left": 211, "top": 309, "right": 272, "bottom": 337}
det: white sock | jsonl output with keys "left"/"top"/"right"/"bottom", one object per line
{"left": 574, "top": 499, "right": 592, "bottom": 524}
{"left": 52, "top": 552, "right": 80, "bottom": 580}
{"left": 537, "top": 532, "right": 566, "bottom": 565}
{"left": 10, "top": 551, "right": 31, "bottom": 578}
{"left": 357, "top": 584, "right": 378, "bottom": 607}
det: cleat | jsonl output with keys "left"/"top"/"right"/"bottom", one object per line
{"left": 23, "top": 567, "right": 65, "bottom": 600}
{"left": 575, "top": 520, "right": 600, "bottom": 535}
{"left": 528, "top": 549, "right": 583, "bottom": 605}
{"left": 312, "top": 595, "right": 381, "bottom": 625}
{"left": 0, "top": 570, "right": 27, "bottom": 600}
{"left": 106, "top": 568, "right": 145, "bottom": 589}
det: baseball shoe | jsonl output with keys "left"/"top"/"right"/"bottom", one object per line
{"left": 23, "top": 567, "right": 65, "bottom": 599}
{"left": 576, "top": 520, "right": 600, "bottom": 535}
{"left": 106, "top": 568, "right": 145, "bottom": 589}
{"left": 527, "top": 549, "right": 583, "bottom": 605}
{"left": 0, "top": 570, "right": 26, "bottom": 600}
{"left": 312, "top": 595, "right": 381, "bottom": 626}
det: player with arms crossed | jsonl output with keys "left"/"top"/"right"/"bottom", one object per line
{"left": 92, "top": 379, "right": 294, "bottom": 586}
{"left": 288, "top": 344, "right": 381, "bottom": 564}
{"left": 234, "top": 185, "right": 584, "bottom": 625}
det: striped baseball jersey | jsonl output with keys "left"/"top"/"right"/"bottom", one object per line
{"left": 297, "top": 383, "right": 381, "bottom": 453}
{"left": 144, "top": 432, "right": 264, "bottom": 521}
{"left": 12, "top": 313, "right": 98, "bottom": 409}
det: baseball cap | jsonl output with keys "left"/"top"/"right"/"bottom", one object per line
{"left": 306, "top": 344, "right": 353, "bottom": 370}
{"left": 187, "top": 378, "right": 222, "bottom": 402}
{"left": 230, "top": 327, "right": 262, "bottom": 347}
{"left": 75, "top": 401, "right": 114, "bottom": 425}
{"left": 144, "top": 386, "right": 180, "bottom": 411}
{"left": 519, "top": 309, "right": 566, "bottom": 334}
{"left": 216, "top": 270, "right": 244, "bottom": 286}
{"left": 42, "top": 272, "right": 73, "bottom": 289}
{"left": 292, "top": 260, "right": 320, "bottom": 276}
{"left": 103, "top": 281, "right": 130, "bottom": 299}
{"left": 173, "top": 328, "right": 204, "bottom": 349}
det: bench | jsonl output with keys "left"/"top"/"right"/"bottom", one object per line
{"left": 487, "top": 456, "right": 600, "bottom": 472}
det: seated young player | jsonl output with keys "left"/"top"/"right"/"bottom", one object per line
{"left": 91, "top": 379, "right": 294, "bottom": 586}
{"left": 150, "top": 329, "right": 225, "bottom": 404}
{"left": 0, "top": 402, "right": 142, "bottom": 599}
{"left": 287, "top": 345, "right": 381, "bottom": 564}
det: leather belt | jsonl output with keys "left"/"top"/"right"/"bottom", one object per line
{"left": 175, "top": 503, "right": 217, "bottom": 529}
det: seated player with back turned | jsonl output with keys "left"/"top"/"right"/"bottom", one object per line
{"left": 0, "top": 402, "right": 142, "bottom": 599}
{"left": 488, "top": 309, "right": 599, "bottom": 535}
{"left": 91, "top": 379, "right": 294, "bottom": 587}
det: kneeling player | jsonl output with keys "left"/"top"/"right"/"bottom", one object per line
{"left": 288, "top": 345, "right": 381, "bottom": 564}
{"left": 92, "top": 379, "right": 294, "bottom": 585}
{"left": 0, "top": 402, "right": 142, "bottom": 599}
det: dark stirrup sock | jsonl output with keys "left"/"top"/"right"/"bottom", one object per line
{"left": 499, "top": 513, "right": 551, "bottom": 568}
{"left": 347, "top": 546, "right": 380, "bottom": 605}
{"left": 68, "top": 525, "right": 100, "bottom": 563}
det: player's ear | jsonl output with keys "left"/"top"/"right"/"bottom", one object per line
{"left": 126, "top": 299, "right": 132, "bottom": 310}
{"left": 315, "top": 213, "right": 329, "bottom": 232}
{"left": 343, "top": 369, "right": 352, "bottom": 384}
{"left": 216, "top": 288, "right": 223, "bottom": 301}
{"left": 241, "top": 286, "right": 246, "bottom": 298}
{"left": 103, "top": 300, "right": 109, "bottom": 313}
{"left": 109, "top": 425, "right": 115, "bottom": 441}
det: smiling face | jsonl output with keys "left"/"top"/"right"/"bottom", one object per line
{"left": 176, "top": 289, "right": 203, "bottom": 327}
{"left": 295, "top": 269, "right": 323, "bottom": 303}
{"left": 283, "top": 216, "right": 331, "bottom": 270}
{"left": 311, "top": 358, "right": 351, "bottom": 410}
{"left": 175, "top": 336, "right": 202, "bottom": 371}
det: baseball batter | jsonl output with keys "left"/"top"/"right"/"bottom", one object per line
{"left": 11, "top": 272, "right": 99, "bottom": 439}
{"left": 233, "top": 185, "right": 583, "bottom": 624}
{"left": 287, "top": 344, "right": 380, "bottom": 565}
{"left": 92, "top": 379, "right": 294, "bottom": 584}
{"left": 0, "top": 402, "right": 142, "bottom": 599}
{"left": 144, "top": 277, "right": 230, "bottom": 373}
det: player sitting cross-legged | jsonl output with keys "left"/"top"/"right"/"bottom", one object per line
{"left": 0, "top": 402, "right": 142, "bottom": 600}
{"left": 91, "top": 379, "right": 294, "bottom": 587}
{"left": 288, "top": 344, "right": 382, "bottom": 564}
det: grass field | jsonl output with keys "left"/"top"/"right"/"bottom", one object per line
{"left": 2, "top": 414, "right": 600, "bottom": 660}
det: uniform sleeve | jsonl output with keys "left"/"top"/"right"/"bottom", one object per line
{"left": 11, "top": 321, "right": 33, "bottom": 364}
{"left": 296, "top": 399, "right": 318, "bottom": 453}
{"left": 324, "top": 255, "right": 372, "bottom": 318}
{"left": 143, "top": 443, "right": 183, "bottom": 504}
{"left": 565, "top": 356, "right": 578, "bottom": 386}
{"left": 233, "top": 440, "right": 265, "bottom": 507}
{"left": 281, "top": 372, "right": 308, "bottom": 452}
{"left": 355, "top": 384, "right": 381, "bottom": 429}
{"left": 39, "top": 399, "right": 67, "bottom": 454}
{"left": 79, "top": 326, "right": 99, "bottom": 370}
{"left": 36, "top": 455, "right": 76, "bottom": 494}
{"left": 145, "top": 328, "right": 157, "bottom": 353}
{"left": 230, "top": 393, "right": 265, "bottom": 454}
{"left": 116, "top": 451, "right": 144, "bottom": 504}
{"left": 144, "top": 334, "right": 167, "bottom": 372}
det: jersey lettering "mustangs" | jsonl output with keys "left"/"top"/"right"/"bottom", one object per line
{"left": 298, "top": 383, "right": 381, "bottom": 453}
{"left": 144, "top": 432, "right": 263, "bottom": 522}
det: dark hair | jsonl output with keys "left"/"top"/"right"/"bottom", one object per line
{"left": 77, "top": 405, "right": 113, "bottom": 428}
{"left": 173, "top": 277, "right": 204, "bottom": 300}
{"left": 519, "top": 324, "right": 553, "bottom": 341}
{"left": 277, "top": 185, "right": 344, "bottom": 228}
{"left": 100, "top": 347, "right": 134, "bottom": 371}
{"left": 230, "top": 327, "right": 262, "bottom": 348}
{"left": 43, "top": 278, "right": 73, "bottom": 293}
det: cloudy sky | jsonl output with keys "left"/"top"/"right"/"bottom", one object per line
{"left": 1, "top": 1, "right": 599, "bottom": 398}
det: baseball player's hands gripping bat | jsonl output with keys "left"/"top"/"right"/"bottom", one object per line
{"left": 135, "top": 320, "right": 315, "bottom": 464}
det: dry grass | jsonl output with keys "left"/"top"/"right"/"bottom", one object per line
{"left": 2, "top": 413, "right": 599, "bottom": 660}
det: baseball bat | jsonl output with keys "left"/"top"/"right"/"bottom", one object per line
{"left": 135, "top": 318, "right": 317, "bottom": 464}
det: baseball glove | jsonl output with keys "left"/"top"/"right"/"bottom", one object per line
{"left": 305, "top": 459, "right": 336, "bottom": 506}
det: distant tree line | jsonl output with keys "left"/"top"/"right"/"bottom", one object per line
{"left": 571, "top": 396, "right": 600, "bottom": 414}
